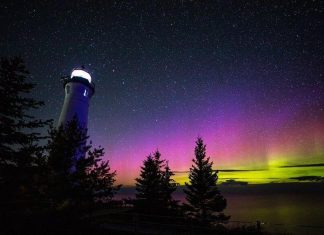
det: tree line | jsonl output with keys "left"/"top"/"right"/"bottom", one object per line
{"left": 0, "top": 57, "right": 228, "bottom": 233}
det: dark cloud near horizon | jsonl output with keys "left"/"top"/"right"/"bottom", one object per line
{"left": 280, "top": 163, "right": 324, "bottom": 168}
{"left": 289, "top": 176, "right": 324, "bottom": 182}
{"left": 174, "top": 169, "right": 266, "bottom": 174}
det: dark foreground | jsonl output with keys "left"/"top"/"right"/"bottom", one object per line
{"left": 2, "top": 183, "right": 324, "bottom": 235}
{"left": 2, "top": 210, "right": 286, "bottom": 235}
{"left": 115, "top": 183, "right": 324, "bottom": 235}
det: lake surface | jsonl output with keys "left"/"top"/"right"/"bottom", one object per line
{"left": 116, "top": 183, "right": 324, "bottom": 235}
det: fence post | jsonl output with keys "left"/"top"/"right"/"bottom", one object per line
{"left": 256, "top": 220, "right": 261, "bottom": 231}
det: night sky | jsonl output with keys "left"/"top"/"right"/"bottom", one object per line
{"left": 1, "top": 1, "right": 323, "bottom": 185}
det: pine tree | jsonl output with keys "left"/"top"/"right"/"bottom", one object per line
{"left": 0, "top": 57, "right": 50, "bottom": 206}
{"left": 160, "top": 161, "right": 178, "bottom": 212}
{"left": 46, "top": 117, "right": 121, "bottom": 210}
{"left": 183, "top": 137, "right": 229, "bottom": 224}
{"left": 135, "top": 151, "right": 163, "bottom": 214}
{"left": 135, "top": 151, "right": 177, "bottom": 215}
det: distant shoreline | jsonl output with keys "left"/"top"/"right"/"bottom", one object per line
{"left": 116, "top": 182, "right": 324, "bottom": 199}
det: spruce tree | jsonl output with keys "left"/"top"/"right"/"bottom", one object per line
{"left": 0, "top": 57, "right": 50, "bottom": 207}
{"left": 184, "top": 137, "right": 229, "bottom": 224}
{"left": 46, "top": 117, "right": 121, "bottom": 210}
{"left": 135, "top": 151, "right": 163, "bottom": 214}
{"left": 135, "top": 151, "right": 177, "bottom": 215}
{"left": 160, "top": 161, "right": 178, "bottom": 212}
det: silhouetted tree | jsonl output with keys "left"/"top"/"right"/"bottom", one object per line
{"left": 183, "top": 137, "right": 229, "bottom": 224}
{"left": 160, "top": 161, "right": 178, "bottom": 212}
{"left": 135, "top": 151, "right": 177, "bottom": 215}
{"left": 135, "top": 151, "right": 163, "bottom": 214}
{"left": 0, "top": 57, "right": 50, "bottom": 210}
{"left": 46, "top": 118, "right": 121, "bottom": 211}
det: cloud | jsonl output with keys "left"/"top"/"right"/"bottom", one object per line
{"left": 289, "top": 176, "right": 324, "bottom": 182}
{"left": 218, "top": 169, "right": 265, "bottom": 172}
{"left": 221, "top": 179, "right": 248, "bottom": 186}
{"left": 173, "top": 171, "right": 188, "bottom": 174}
{"left": 174, "top": 169, "right": 265, "bottom": 174}
{"left": 279, "top": 163, "right": 324, "bottom": 168}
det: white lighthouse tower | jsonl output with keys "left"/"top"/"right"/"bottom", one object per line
{"left": 58, "top": 68, "right": 95, "bottom": 128}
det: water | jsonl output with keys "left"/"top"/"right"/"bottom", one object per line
{"left": 222, "top": 193, "right": 324, "bottom": 234}
{"left": 116, "top": 183, "right": 324, "bottom": 234}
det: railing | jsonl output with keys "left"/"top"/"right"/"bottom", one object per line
{"left": 89, "top": 210, "right": 324, "bottom": 235}
{"left": 2, "top": 201, "right": 324, "bottom": 234}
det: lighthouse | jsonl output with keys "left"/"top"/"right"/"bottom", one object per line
{"left": 58, "top": 68, "right": 95, "bottom": 128}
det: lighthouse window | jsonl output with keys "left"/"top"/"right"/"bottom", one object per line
{"left": 66, "top": 85, "right": 70, "bottom": 94}
{"left": 83, "top": 89, "right": 88, "bottom": 97}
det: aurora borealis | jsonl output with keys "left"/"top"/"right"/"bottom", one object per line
{"left": 104, "top": 71, "right": 324, "bottom": 185}
{"left": 1, "top": 1, "right": 323, "bottom": 185}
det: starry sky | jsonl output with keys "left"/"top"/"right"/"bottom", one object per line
{"left": 1, "top": 1, "right": 323, "bottom": 185}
